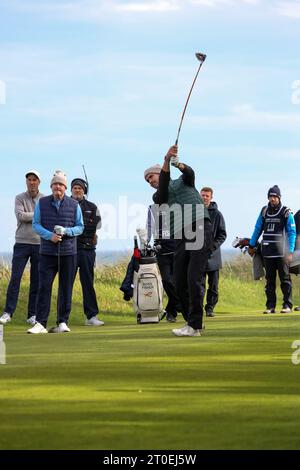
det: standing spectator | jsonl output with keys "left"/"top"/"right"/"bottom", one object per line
{"left": 248, "top": 185, "right": 296, "bottom": 314}
{"left": 200, "top": 187, "right": 227, "bottom": 317}
{"left": 71, "top": 178, "right": 104, "bottom": 326}
{"left": 153, "top": 145, "right": 213, "bottom": 337}
{"left": 27, "top": 171, "right": 84, "bottom": 334}
{"left": 0, "top": 170, "right": 43, "bottom": 325}
{"left": 145, "top": 164, "right": 182, "bottom": 322}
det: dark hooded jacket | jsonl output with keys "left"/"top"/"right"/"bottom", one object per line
{"left": 206, "top": 201, "right": 227, "bottom": 271}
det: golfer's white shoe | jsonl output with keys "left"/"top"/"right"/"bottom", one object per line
{"left": 27, "top": 322, "right": 48, "bottom": 334}
{"left": 280, "top": 307, "right": 291, "bottom": 313}
{"left": 26, "top": 315, "right": 36, "bottom": 325}
{"left": 172, "top": 324, "right": 201, "bottom": 337}
{"left": 85, "top": 316, "right": 104, "bottom": 326}
{"left": 0, "top": 313, "right": 11, "bottom": 325}
{"left": 50, "top": 322, "right": 71, "bottom": 333}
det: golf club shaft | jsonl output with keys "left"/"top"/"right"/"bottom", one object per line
{"left": 57, "top": 242, "right": 61, "bottom": 326}
{"left": 175, "top": 60, "right": 205, "bottom": 146}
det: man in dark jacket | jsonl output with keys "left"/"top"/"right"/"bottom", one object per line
{"left": 145, "top": 165, "right": 182, "bottom": 322}
{"left": 71, "top": 178, "right": 104, "bottom": 326}
{"left": 200, "top": 187, "right": 227, "bottom": 317}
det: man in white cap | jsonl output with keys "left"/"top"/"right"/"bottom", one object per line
{"left": 27, "top": 170, "right": 84, "bottom": 334}
{"left": 0, "top": 170, "right": 43, "bottom": 326}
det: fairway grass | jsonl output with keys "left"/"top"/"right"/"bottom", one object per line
{"left": 1, "top": 311, "right": 300, "bottom": 450}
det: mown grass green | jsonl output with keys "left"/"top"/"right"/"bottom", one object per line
{"left": 1, "top": 257, "right": 300, "bottom": 450}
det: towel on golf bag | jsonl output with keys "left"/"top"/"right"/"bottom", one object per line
{"left": 120, "top": 256, "right": 138, "bottom": 301}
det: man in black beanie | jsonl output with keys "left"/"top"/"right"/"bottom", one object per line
{"left": 71, "top": 178, "right": 104, "bottom": 326}
{"left": 248, "top": 185, "right": 296, "bottom": 314}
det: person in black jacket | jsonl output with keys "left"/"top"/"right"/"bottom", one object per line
{"left": 71, "top": 178, "right": 104, "bottom": 326}
{"left": 200, "top": 187, "right": 227, "bottom": 317}
{"left": 145, "top": 164, "right": 182, "bottom": 322}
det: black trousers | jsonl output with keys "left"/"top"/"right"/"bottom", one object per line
{"left": 201, "top": 270, "right": 219, "bottom": 313}
{"left": 36, "top": 254, "right": 77, "bottom": 327}
{"left": 76, "top": 249, "right": 99, "bottom": 319}
{"left": 157, "top": 253, "right": 181, "bottom": 316}
{"left": 264, "top": 257, "right": 292, "bottom": 309}
{"left": 174, "top": 221, "right": 212, "bottom": 330}
{"left": 5, "top": 243, "right": 40, "bottom": 318}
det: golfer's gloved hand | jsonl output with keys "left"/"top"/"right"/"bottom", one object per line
{"left": 54, "top": 225, "right": 66, "bottom": 236}
{"left": 171, "top": 155, "right": 180, "bottom": 167}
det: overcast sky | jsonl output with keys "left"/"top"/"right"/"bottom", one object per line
{"left": 0, "top": 0, "right": 300, "bottom": 251}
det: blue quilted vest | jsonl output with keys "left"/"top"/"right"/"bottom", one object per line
{"left": 39, "top": 195, "right": 78, "bottom": 256}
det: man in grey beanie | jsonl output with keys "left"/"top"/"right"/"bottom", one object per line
{"left": 145, "top": 164, "right": 182, "bottom": 322}
{"left": 0, "top": 170, "right": 44, "bottom": 326}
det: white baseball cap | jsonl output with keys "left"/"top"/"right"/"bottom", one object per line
{"left": 26, "top": 170, "right": 40, "bottom": 181}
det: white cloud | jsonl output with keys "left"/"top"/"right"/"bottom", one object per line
{"left": 276, "top": 1, "right": 300, "bottom": 19}
{"left": 2, "top": 0, "right": 262, "bottom": 21}
{"left": 115, "top": 1, "right": 180, "bottom": 12}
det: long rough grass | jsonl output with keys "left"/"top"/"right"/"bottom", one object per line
{"left": 1, "top": 256, "right": 300, "bottom": 450}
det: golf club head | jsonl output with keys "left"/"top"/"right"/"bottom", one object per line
{"left": 195, "top": 52, "right": 206, "bottom": 63}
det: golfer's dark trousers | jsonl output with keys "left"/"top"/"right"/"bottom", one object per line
{"left": 264, "top": 257, "right": 293, "bottom": 309}
{"left": 76, "top": 249, "right": 99, "bottom": 319}
{"left": 157, "top": 253, "right": 181, "bottom": 317}
{"left": 201, "top": 270, "right": 219, "bottom": 313}
{"left": 36, "top": 254, "right": 77, "bottom": 327}
{"left": 174, "top": 221, "right": 213, "bottom": 330}
{"left": 5, "top": 243, "right": 40, "bottom": 318}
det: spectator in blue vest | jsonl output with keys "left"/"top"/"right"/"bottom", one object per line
{"left": 248, "top": 185, "right": 296, "bottom": 314}
{"left": 28, "top": 170, "right": 84, "bottom": 334}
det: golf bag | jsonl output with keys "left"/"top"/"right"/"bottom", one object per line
{"left": 133, "top": 252, "right": 164, "bottom": 324}
{"left": 120, "top": 236, "right": 164, "bottom": 324}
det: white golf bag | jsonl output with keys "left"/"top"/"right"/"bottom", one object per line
{"left": 133, "top": 255, "right": 164, "bottom": 324}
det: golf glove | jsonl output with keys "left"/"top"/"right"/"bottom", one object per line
{"left": 171, "top": 155, "right": 180, "bottom": 167}
{"left": 54, "top": 225, "right": 66, "bottom": 236}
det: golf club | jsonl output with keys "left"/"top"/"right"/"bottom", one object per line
{"left": 174, "top": 52, "right": 206, "bottom": 146}
{"left": 48, "top": 226, "right": 63, "bottom": 333}
{"left": 82, "top": 164, "right": 89, "bottom": 197}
